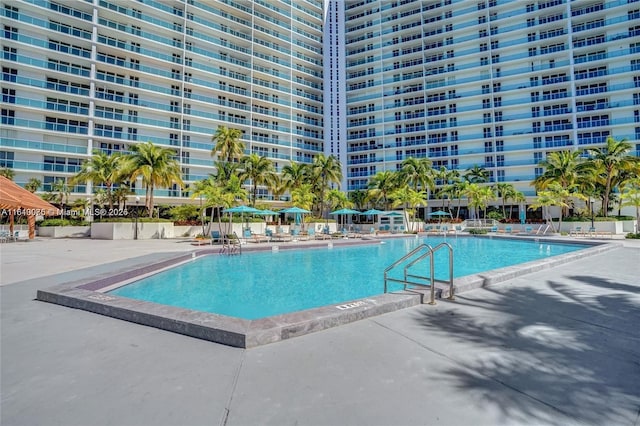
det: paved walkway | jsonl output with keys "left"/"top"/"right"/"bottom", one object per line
{"left": 1, "top": 237, "right": 639, "bottom": 426}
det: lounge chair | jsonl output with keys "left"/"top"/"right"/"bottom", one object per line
{"left": 569, "top": 226, "right": 584, "bottom": 237}
{"left": 291, "top": 228, "right": 308, "bottom": 241}
{"left": 247, "top": 230, "right": 270, "bottom": 243}
{"left": 312, "top": 227, "right": 330, "bottom": 240}
{"left": 210, "top": 230, "right": 222, "bottom": 244}
{"left": 442, "top": 225, "right": 455, "bottom": 235}
{"left": 273, "top": 227, "right": 292, "bottom": 242}
{"left": 490, "top": 225, "right": 499, "bottom": 233}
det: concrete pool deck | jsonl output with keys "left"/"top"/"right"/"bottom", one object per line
{"left": 2, "top": 236, "right": 640, "bottom": 425}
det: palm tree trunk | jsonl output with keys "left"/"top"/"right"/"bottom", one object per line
{"left": 148, "top": 187, "right": 154, "bottom": 218}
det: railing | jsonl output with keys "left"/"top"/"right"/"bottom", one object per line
{"left": 461, "top": 219, "right": 499, "bottom": 228}
{"left": 220, "top": 231, "right": 242, "bottom": 255}
{"left": 383, "top": 243, "right": 454, "bottom": 304}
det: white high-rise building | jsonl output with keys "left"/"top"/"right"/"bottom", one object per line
{"left": 336, "top": 0, "right": 640, "bottom": 198}
{"left": 2, "top": 0, "right": 325, "bottom": 203}
{"left": 2, "top": 0, "right": 639, "bottom": 207}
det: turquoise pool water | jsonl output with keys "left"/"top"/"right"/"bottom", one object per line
{"left": 110, "top": 237, "right": 585, "bottom": 319}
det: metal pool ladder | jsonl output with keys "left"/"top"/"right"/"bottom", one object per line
{"left": 220, "top": 231, "right": 242, "bottom": 255}
{"left": 383, "top": 243, "right": 454, "bottom": 305}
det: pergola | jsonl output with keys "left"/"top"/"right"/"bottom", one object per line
{"left": 0, "top": 176, "right": 60, "bottom": 239}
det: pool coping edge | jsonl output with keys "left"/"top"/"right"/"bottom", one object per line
{"left": 36, "top": 236, "right": 621, "bottom": 348}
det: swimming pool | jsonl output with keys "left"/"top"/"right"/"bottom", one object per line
{"left": 110, "top": 237, "right": 586, "bottom": 320}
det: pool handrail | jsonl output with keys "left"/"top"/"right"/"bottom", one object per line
{"left": 384, "top": 242, "right": 454, "bottom": 304}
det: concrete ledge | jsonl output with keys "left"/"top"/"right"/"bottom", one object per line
{"left": 36, "top": 236, "right": 620, "bottom": 348}
{"left": 37, "top": 279, "right": 422, "bottom": 348}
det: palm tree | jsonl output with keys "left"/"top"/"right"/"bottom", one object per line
{"left": 434, "top": 166, "right": 461, "bottom": 210}
{"left": 191, "top": 176, "right": 236, "bottom": 236}
{"left": 493, "top": 183, "right": 517, "bottom": 220}
{"left": 533, "top": 150, "right": 584, "bottom": 219}
{"left": 0, "top": 168, "right": 14, "bottom": 180}
{"left": 452, "top": 179, "right": 469, "bottom": 219}
{"left": 211, "top": 126, "right": 245, "bottom": 163}
{"left": 309, "top": 154, "right": 342, "bottom": 218}
{"left": 390, "top": 186, "right": 427, "bottom": 232}
{"left": 268, "top": 173, "right": 288, "bottom": 203}
{"left": 239, "top": 153, "right": 275, "bottom": 207}
{"left": 25, "top": 178, "right": 41, "bottom": 193}
{"left": 532, "top": 150, "right": 582, "bottom": 191}
{"left": 398, "top": 157, "right": 433, "bottom": 192}
{"left": 281, "top": 162, "right": 310, "bottom": 191}
{"left": 71, "top": 150, "right": 125, "bottom": 209}
{"left": 586, "top": 137, "right": 638, "bottom": 217}
{"left": 511, "top": 191, "right": 526, "bottom": 222}
{"left": 367, "top": 170, "right": 399, "bottom": 210}
{"left": 348, "top": 189, "right": 368, "bottom": 211}
{"left": 211, "top": 160, "right": 239, "bottom": 186}
{"left": 529, "top": 183, "right": 574, "bottom": 232}
{"left": 290, "top": 183, "right": 314, "bottom": 212}
{"left": 112, "top": 186, "right": 133, "bottom": 210}
{"left": 620, "top": 177, "right": 640, "bottom": 233}
{"left": 126, "top": 141, "right": 183, "bottom": 218}
{"left": 464, "top": 165, "right": 489, "bottom": 184}
{"left": 46, "top": 179, "right": 70, "bottom": 218}
{"left": 327, "top": 188, "right": 353, "bottom": 210}
{"left": 464, "top": 183, "right": 495, "bottom": 220}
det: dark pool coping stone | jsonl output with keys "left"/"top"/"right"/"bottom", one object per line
{"left": 36, "top": 236, "right": 620, "bottom": 348}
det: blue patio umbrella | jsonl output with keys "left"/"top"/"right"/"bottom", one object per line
{"left": 279, "top": 206, "right": 311, "bottom": 214}
{"left": 255, "top": 208, "right": 279, "bottom": 232}
{"left": 330, "top": 208, "right": 360, "bottom": 229}
{"left": 255, "top": 208, "right": 278, "bottom": 215}
{"left": 222, "top": 205, "right": 261, "bottom": 214}
{"left": 360, "top": 208, "right": 385, "bottom": 216}
{"left": 428, "top": 210, "right": 452, "bottom": 223}
{"left": 384, "top": 211, "right": 404, "bottom": 216}
{"left": 222, "top": 205, "right": 261, "bottom": 230}
{"left": 330, "top": 208, "right": 360, "bottom": 215}
{"left": 279, "top": 206, "right": 311, "bottom": 228}
{"left": 360, "top": 208, "right": 385, "bottom": 225}
{"left": 428, "top": 210, "right": 452, "bottom": 217}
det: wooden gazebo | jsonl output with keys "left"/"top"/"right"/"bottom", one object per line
{"left": 0, "top": 176, "right": 60, "bottom": 239}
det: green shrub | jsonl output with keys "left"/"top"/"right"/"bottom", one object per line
{"left": 467, "top": 228, "right": 488, "bottom": 235}
{"left": 37, "top": 219, "right": 89, "bottom": 227}
{"left": 169, "top": 204, "right": 201, "bottom": 222}
{"left": 564, "top": 216, "right": 634, "bottom": 222}
{"left": 625, "top": 233, "right": 640, "bottom": 239}
{"left": 94, "top": 217, "right": 172, "bottom": 223}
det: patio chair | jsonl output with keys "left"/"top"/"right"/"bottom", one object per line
{"left": 247, "top": 229, "right": 270, "bottom": 243}
{"left": 210, "top": 230, "right": 222, "bottom": 244}
{"left": 490, "top": 225, "right": 499, "bottom": 233}
{"left": 569, "top": 226, "right": 584, "bottom": 237}
{"left": 311, "top": 227, "right": 330, "bottom": 240}
{"left": 273, "top": 227, "right": 292, "bottom": 242}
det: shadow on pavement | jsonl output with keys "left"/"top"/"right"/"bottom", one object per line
{"left": 412, "top": 275, "right": 640, "bottom": 425}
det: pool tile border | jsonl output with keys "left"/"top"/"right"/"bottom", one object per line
{"left": 36, "top": 237, "right": 620, "bottom": 348}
